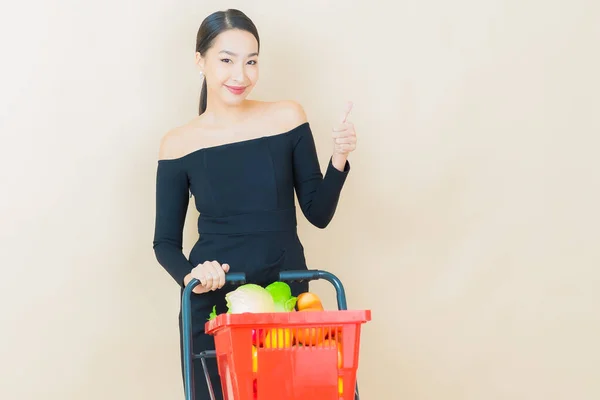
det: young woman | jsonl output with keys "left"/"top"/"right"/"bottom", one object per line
{"left": 152, "top": 8, "right": 357, "bottom": 399}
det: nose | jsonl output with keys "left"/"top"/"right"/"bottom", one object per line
{"left": 231, "top": 63, "right": 247, "bottom": 84}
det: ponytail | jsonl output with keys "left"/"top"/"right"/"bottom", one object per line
{"left": 199, "top": 79, "right": 208, "bottom": 115}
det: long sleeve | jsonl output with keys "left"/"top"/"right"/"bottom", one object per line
{"left": 152, "top": 160, "right": 193, "bottom": 287}
{"left": 292, "top": 123, "right": 350, "bottom": 228}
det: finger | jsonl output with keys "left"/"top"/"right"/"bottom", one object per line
{"left": 204, "top": 272, "right": 214, "bottom": 289}
{"left": 221, "top": 263, "right": 230, "bottom": 273}
{"left": 340, "top": 101, "right": 353, "bottom": 124}
{"left": 209, "top": 262, "right": 221, "bottom": 290}
{"left": 332, "top": 122, "right": 353, "bottom": 133}
{"left": 197, "top": 273, "right": 209, "bottom": 288}
{"left": 332, "top": 132, "right": 356, "bottom": 140}
{"left": 216, "top": 267, "right": 226, "bottom": 289}
{"left": 336, "top": 143, "right": 355, "bottom": 152}
{"left": 200, "top": 269, "right": 212, "bottom": 290}
{"left": 192, "top": 265, "right": 205, "bottom": 281}
{"left": 335, "top": 137, "right": 357, "bottom": 144}
{"left": 214, "top": 264, "right": 224, "bottom": 290}
{"left": 210, "top": 260, "right": 221, "bottom": 277}
{"left": 211, "top": 274, "right": 220, "bottom": 291}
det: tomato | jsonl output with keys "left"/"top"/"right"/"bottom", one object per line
{"left": 252, "top": 329, "right": 266, "bottom": 347}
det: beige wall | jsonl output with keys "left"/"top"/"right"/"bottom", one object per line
{"left": 1, "top": 0, "right": 599, "bottom": 399}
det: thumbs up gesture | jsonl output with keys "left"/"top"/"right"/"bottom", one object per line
{"left": 331, "top": 101, "right": 357, "bottom": 170}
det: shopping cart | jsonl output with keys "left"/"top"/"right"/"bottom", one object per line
{"left": 182, "top": 270, "right": 371, "bottom": 400}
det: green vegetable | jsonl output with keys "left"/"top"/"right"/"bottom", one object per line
{"left": 225, "top": 283, "right": 276, "bottom": 314}
{"left": 206, "top": 281, "right": 297, "bottom": 320}
{"left": 265, "top": 281, "right": 297, "bottom": 312}
{"left": 208, "top": 305, "right": 217, "bottom": 321}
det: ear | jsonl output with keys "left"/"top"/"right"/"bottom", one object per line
{"left": 194, "top": 52, "right": 205, "bottom": 72}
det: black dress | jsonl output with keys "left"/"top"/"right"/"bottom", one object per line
{"left": 152, "top": 122, "right": 350, "bottom": 399}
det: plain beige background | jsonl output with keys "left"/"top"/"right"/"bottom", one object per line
{"left": 1, "top": 0, "right": 599, "bottom": 399}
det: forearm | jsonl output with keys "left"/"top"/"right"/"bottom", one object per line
{"left": 331, "top": 153, "right": 348, "bottom": 172}
{"left": 153, "top": 242, "right": 194, "bottom": 287}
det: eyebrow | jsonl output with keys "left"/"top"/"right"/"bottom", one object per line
{"left": 219, "top": 50, "right": 259, "bottom": 57}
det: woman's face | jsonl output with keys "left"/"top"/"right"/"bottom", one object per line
{"left": 196, "top": 29, "right": 259, "bottom": 108}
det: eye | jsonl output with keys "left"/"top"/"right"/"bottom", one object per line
{"left": 247, "top": 60, "right": 257, "bottom": 65}
{"left": 220, "top": 58, "right": 232, "bottom": 63}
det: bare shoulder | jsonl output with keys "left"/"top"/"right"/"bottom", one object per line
{"left": 259, "top": 100, "right": 308, "bottom": 132}
{"left": 273, "top": 100, "right": 308, "bottom": 126}
{"left": 158, "top": 128, "right": 185, "bottom": 160}
{"left": 158, "top": 118, "right": 201, "bottom": 160}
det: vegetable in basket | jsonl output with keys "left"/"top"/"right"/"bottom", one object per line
{"left": 264, "top": 281, "right": 297, "bottom": 312}
{"left": 226, "top": 283, "right": 276, "bottom": 314}
{"left": 208, "top": 281, "right": 297, "bottom": 320}
{"left": 208, "top": 283, "right": 275, "bottom": 320}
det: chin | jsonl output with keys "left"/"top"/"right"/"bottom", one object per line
{"left": 221, "top": 88, "right": 253, "bottom": 105}
{"left": 222, "top": 97, "right": 247, "bottom": 107}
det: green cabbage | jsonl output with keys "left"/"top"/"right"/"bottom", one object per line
{"left": 207, "top": 281, "right": 296, "bottom": 320}
{"left": 226, "top": 283, "right": 276, "bottom": 315}
{"left": 265, "top": 281, "right": 297, "bottom": 312}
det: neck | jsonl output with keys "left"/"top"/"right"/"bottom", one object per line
{"left": 203, "top": 93, "right": 252, "bottom": 125}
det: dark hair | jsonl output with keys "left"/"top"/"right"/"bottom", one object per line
{"left": 195, "top": 9, "right": 260, "bottom": 115}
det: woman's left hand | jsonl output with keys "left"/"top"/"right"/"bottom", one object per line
{"left": 331, "top": 101, "right": 357, "bottom": 170}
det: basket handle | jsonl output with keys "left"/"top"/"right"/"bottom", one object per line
{"left": 278, "top": 270, "right": 348, "bottom": 311}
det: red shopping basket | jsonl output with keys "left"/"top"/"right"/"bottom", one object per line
{"left": 182, "top": 270, "right": 372, "bottom": 400}
{"left": 206, "top": 309, "right": 371, "bottom": 400}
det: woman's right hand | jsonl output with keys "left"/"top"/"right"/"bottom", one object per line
{"left": 184, "top": 261, "right": 230, "bottom": 294}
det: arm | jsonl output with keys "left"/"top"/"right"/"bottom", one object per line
{"left": 290, "top": 106, "right": 351, "bottom": 229}
{"left": 152, "top": 136, "right": 194, "bottom": 287}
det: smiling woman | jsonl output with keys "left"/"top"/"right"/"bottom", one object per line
{"left": 195, "top": 10, "right": 261, "bottom": 115}
{"left": 152, "top": 7, "right": 358, "bottom": 400}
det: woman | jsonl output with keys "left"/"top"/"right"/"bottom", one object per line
{"left": 152, "top": 8, "right": 357, "bottom": 399}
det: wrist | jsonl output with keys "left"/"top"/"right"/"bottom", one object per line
{"left": 331, "top": 154, "right": 348, "bottom": 171}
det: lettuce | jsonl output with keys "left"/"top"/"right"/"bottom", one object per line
{"left": 225, "top": 283, "right": 276, "bottom": 314}
{"left": 265, "top": 282, "right": 297, "bottom": 312}
{"left": 207, "top": 281, "right": 296, "bottom": 320}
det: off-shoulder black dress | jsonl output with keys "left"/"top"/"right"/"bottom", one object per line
{"left": 153, "top": 122, "right": 350, "bottom": 399}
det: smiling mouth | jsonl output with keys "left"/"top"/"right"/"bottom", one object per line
{"left": 224, "top": 85, "right": 247, "bottom": 94}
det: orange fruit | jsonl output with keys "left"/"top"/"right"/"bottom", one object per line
{"left": 296, "top": 292, "right": 324, "bottom": 311}
{"left": 294, "top": 307, "right": 326, "bottom": 345}
{"left": 295, "top": 326, "right": 324, "bottom": 346}
{"left": 320, "top": 338, "right": 343, "bottom": 368}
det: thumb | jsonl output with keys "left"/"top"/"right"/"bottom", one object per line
{"left": 340, "top": 101, "right": 353, "bottom": 124}
{"left": 222, "top": 263, "right": 230, "bottom": 272}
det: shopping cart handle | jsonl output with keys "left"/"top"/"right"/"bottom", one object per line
{"left": 278, "top": 270, "right": 321, "bottom": 281}
{"left": 225, "top": 272, "right": 246, "bottom": 284}
{"left": 279, "top": 270, "right": 348, "bottom": 311}
{"left": 186, "top": 272, "right": 246, "bottom": 292}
